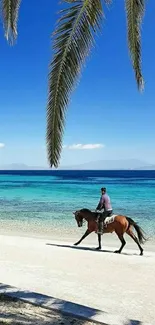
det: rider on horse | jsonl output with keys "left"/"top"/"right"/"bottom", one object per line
{"left": 96, "top": 187, "right": 113, "bottom": 234}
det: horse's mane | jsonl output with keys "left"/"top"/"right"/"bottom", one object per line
{"left": 80, "top": 209, "right": 97, "bottom": 220}
{"left": 80, "top": 208, "right": 92, "bottom": 214}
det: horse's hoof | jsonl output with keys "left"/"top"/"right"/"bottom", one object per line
{"left": 74, "top": 242, "right": 78, "bottom": 246}
{"left": 140, "top": 251, "right": 143, "bottom": 256}
{"left": 96, "top": 247, "right": 101, "bottom": 250}
{"left": 114, "top": 250, "right": 120, "bottom": 254}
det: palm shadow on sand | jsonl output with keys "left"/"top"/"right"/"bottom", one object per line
{"left": 0, "top": 285, "right": 143, "bottom": 325}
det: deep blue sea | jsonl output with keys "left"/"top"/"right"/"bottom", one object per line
{"left": 0, "top": 170, "right": 155, "bottom": 238}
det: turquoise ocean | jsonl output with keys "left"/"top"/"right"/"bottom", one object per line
{"left": 0, "top": 170, "right": 155, "bottom": 239}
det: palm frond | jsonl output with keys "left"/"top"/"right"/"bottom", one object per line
{"left": 125, "top": 0, "right": 145, "bottom": 91}
{"left": 1, "top": 0, "right": 21, "bottom": 44}
{"left": 104, "top": 0, "right": 112, "bottom": 4}
{"left": 47, "top": 0, "right": 103, "bottom": 167}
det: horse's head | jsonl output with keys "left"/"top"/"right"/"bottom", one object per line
{"left": 73, "top": 210, "right": 84, "bottom": 227}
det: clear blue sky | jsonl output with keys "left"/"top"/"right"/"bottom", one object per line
{"left": 0, "top": 0, "right": 155, "bottom": 167}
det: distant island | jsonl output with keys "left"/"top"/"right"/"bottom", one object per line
{"left": 0, "top": 159, "right": 155, "bottom": 170}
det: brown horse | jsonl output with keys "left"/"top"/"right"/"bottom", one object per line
{"left": 73, "top": 209, "right": 146, "bottom": 255}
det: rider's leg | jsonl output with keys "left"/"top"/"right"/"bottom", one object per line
{"left": 98, "top": 211, "right": 105, "bottom": 234}
{"left": 103, "top": 210, "right": 113, "bottom": 228}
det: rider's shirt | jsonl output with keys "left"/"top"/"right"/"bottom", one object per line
{"left": 100, "top": 194, "right": 112, "bottom": 211}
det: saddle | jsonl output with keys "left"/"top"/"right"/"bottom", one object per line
{"left": 96, "top": 214, "right": 116, "bottom": 235}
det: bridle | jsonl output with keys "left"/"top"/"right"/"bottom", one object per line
{"left": 73, "top": 211, "right": 84, "bottom": 227}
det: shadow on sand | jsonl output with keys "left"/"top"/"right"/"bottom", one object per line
{"left": 0, "top": 283, "right": 104, "bottom": 324}
{"left": 0, "top": 283, "right": 143, "bottom": 325}
{"left": 47, "top": 242, "right": 112, "bottom": 253}
{"left": 46, "top": 243, "right": 142, "bottom": 257}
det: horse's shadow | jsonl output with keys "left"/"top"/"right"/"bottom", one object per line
{"left": 46, "top": 243, "right": 142, "bottom": 256}
{"left": 46, "top": 243, "right": 112, "bottom": 253}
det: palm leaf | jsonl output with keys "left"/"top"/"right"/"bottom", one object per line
{"left": 125, "top": 0, "right": 145, "bottom": 90}
{"left": 1, "top": 0, "right": 21, "bottom": 44}
{"left": 47, "top": 0, "right": 103, "bottom": 167}
{"left": 104, "top": 0, "right": 112, "bottom": 4}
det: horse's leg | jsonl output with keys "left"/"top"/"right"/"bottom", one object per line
{"left": 96, "top": 234, "right": 102, "bottom": 250}
{"left": 74, "top": 229, "right": 91, "bottom": 246}
{"left": 114, "top": 233, "right": 126, "bottom": 254}
{"left": 126, "top": 228, "right": 143, "bottom": 256}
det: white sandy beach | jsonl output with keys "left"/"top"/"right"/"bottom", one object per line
{"left": 0, "top": 294, "right": 98, "bottom": 325}
{"left": 0, "top": 233, "right": 155, "bottom": 324}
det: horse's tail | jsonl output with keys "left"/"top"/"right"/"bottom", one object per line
{"left": 126, "top": 217, "right": 147, "bottom": 245}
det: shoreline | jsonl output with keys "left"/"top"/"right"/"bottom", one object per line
{"left": 0, "top": 227, "right": 155, "bottom": 252}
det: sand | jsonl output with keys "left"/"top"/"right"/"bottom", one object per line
{"left": 0, "top": 294, "right": 96, "bottom": 325}
{"left": 0, "top": 233, "right": 155, "bottom": 324}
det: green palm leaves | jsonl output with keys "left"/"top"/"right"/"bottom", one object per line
{"left": 126, "top": 0, "right": 145, "bottom": 91}
{"left": 47, "top": 0, "right": 103, "bottom": 167}
{"left": 1, "top": 0, "right": 21, "bottom": 43}
{"left": 0, "top": 0, "right": 146, "bottom": 167}
{"left": 47, "top": 0, "right": 145, "bottom": 167}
